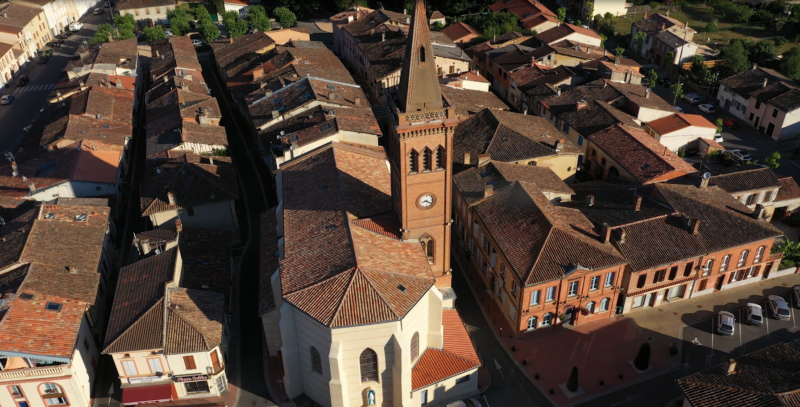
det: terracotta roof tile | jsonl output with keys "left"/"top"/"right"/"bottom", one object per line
{"left": 559, "top": 100, "right": 641, "bottom": 137}
{"left": 647, "top": 113, "right": 716, "bottom": 135}
{"left": 535, "top": 23, "right": 602, "bottom": 45}
{"left": 440, "top": 22, "right": 481, "bottom": 41}
{"left": 777, "top": 176, "right": 800, "bottom": 201}
{"left": 104, "top": 298, "right": 165, "bottom": 353}
{"left": 0, "top": 292, "right": 87, "bottom": 359}
{"left": 164, "top": 288, "right": 224, "bottom": 354}
{"left": 210, "top": 32, "right": 276, "bottom": 72}
{"left": 454, "top": 161, "right": 573, "bottom": 206}
{"left": 179, "top": 227, "right": 232, "bottom": 296}
{"left": 440, "top": 85, "right": 509, "bottom": 121}
{"left": 139, "top": 157, "right": 238, "bottom": 216}
{"left": 750, "top": 82, "right": 800, "bottom": 112}
{"left": 632, "top": 12, "right": 691, "bottom": 33}
{"left": 708, "top": 166, "right": 781, "bottom": 194}
{"left": 411, "top": 309, "right": 480, "bottom": 390}
{"left": 719, "top": 66, "right": 789, "bottom": 98}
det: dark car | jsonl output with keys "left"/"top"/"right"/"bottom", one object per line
{"left": 657, "top": 77, "right": 673, "bottom": 86}
{"left": 723, "top": 117, "right": 738, "bottom": 129}
{"left": 16, "top": 76, "right": 28, "bottom": 86}
{"left": 104, "top": 1, "right": 115, "bottom": 7}
{"left": 39, "top": 56, "right": 49, "bottom": 64}
{"left": 53, "top": 39, "right": 64, "bottom": 47}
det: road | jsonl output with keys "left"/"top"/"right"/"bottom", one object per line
{"left": 0, "top": 10, "right": 114, "bottom": 153}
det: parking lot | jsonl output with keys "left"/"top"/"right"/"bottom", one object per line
{"left": 680, "top": 288, "right": 800, "bottom": 371}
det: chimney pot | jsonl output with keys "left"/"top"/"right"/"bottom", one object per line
{"left": 586, "top": 195, "right": 595, "bottom": 207}
{"left": 633, "top": 195, "right": 643, "bottom": 211}
{"left": 726, "top": 359, "right": 737, "bottom": 375}
{"left": 167, "top": 191, "right": 176, "bottom": 205}
{"left": 175, "top": 219, "right": 183, "bottom": 233}
{"left": 555, "top": 139, "right": 565, "bottom": 151}
{"left": 646, "top": 88, "right": 651, "bottom": 98}
{"left": 691, "top": 218, "right": 701, "bottom": 235}
{"left": 140, "top": 239, "right": 151, "bottom": 255}
{"left": 484, "top": 184, "right": 494, "bottom": 198}
{"left": 463, "top": 152, "right": 471, "bottom": 164}
{"left": 354, "top": 96, "right": 361, "bottom": 106}
{"left": 272, "top": 109, "right": 280, "bottom": 118}
{"left": 763, "top": 77, "right": 769, "bottom": 88}
{"left": 601, "top": 223, "right": 612, "bottom": 243}
{"left": 328, "top": 91, "right": 335, "bottom": 100}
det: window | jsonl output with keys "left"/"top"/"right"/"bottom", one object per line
{"left": 511, "top": 280, "right": 518, "bottom": 297}
{"left": 637, "top": 274, "right": 646, "bottom": 288}
{"left": 419, "top": 235, "right": 434, "bottom": 264}
{"left": 509, "top": 304, "right": 516, "bottom": 320}
{"left": 738, "top": 250, "right": 749, "bottom": 267}
{"left": 455, "top": 375, "right": 470, "bottom": 385}
{"left": 183, "top": 355, "right": 197, "bottom": 370}
{"left": 422, "top": 148, "right": 432, "bottom": 171}
{"left": 773, "top": 108, "right": 779, "bottom": 118}
{"left": 530, "top": 290, "right": 540, "bottom": 306}
{"left": 156, "top": 6, "right": 161, "bottom": 12}
{"left": 184, "top": 381, "right": 210, "bottom": 394}
{"left": 755, "top": 246, "right": 765, "bottom": 262}
{"left": 310, "top": 346, "right": 322, "bottom": 374}
{"left": 84, "top": 338, "right": 90, "bottom": 351}
{"left": 45, "top": 398, "right": 67, "bottom": 406}
{"left": 590, "top": 275, "right": 599, "bottom": 290}
{"left": 668, "top": 266, "right": 678, "bottom": 280}
{"left": 764, "top": 191, "right": 773, "bottom": 202}
{"left": 546, "top": 286, "right": 555, "bottom": 302}
{"left": 421, "top": 390, "right": 428, "bottom": 405}
{"left": 122, "top": 360, "right": 137, "bottom": 376}
{"left": 578, "top": 135, "right": 584, "bottom": 146}
{"left": 749, "top": 112, "right": 755, "bottom": 120}
{"left": 746, "top": 195, "right": 757, "bottom": 206}
{"left": 654, "top": 269, "right": 666, "bottom": 284}
{"left": 721, "top": 254, "right": 731, "bottom": 271}
{"left": 419, "top": 46, "right": 426, "bottom": 63}
{"left": 410, "top": 332, "right": 419, "bottom": 362}
{"left": 698, "top": 279, "right": 708, "bottom": 291}
{"left": 748, "top": 266, "right": 760, "bottom": 278}
{"left": 148, "top": 358, "right": 163, "bottom": 374}
{"left": 702, "top": 260, "right": 713, "bottom": 276}
{"left": 409, "top": 150, "right": 419, "bottom": 173}
{"left": 435, "top": 146, "right": 446, "bottom": 170}
{"left": 10, "top": 385, "right": 23, "bottom": 398}
{"left": 755, "top": 100, "right": 762, "bottom": 109}
{"left": 568, "top": 281, "right": 579, "bottom": 296}
{"left": 527, "top": 316, "right": 537, "bottom": 330}
{"left": 600, "top": 297, "right": 610, "bottom": 311}
{"left": 562, "top": 123, "right": 569, "bottom": 133}
{"left": 360, "top": 348, "right": 379, "bottom": 382}
{"left": 605, "top": 272, "right": 615, "bottom": 287}
{"left": 210, "top": 350, "right": 221, "bottom": 370}
{"left": 586, "top": 301, "right": 595, "bottom": 314}
{"left": 215, "top": 375, "right": 228, "bottom": 393}
{"left": 542, "top": 313, "right": 553, "bottom": 326}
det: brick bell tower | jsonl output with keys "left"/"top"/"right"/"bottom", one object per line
{"left": 390, "top": 0, "right": 458, "bottom": 287}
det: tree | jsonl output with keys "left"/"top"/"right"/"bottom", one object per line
{"left": 594, "top": 14, "right": 602, "bottom": 26}
{"left": 615, "top": 47, "right": 625, "bottom": 58}
{"left": 720, "top": 41, "right": 750, "bottom": 78}
{"left": 706, "top": 19, "right": 719, "bottom": 32}
{"left": 599, "top": 33, "right": 607, "bottom": 47}
{"left": 90, "top": 23, "right": 114, "bottom": 43}
{"left": 274, "top": 6, "right": 297, "bottom": 28}
{"left": 465, "top": 12, "right": 521, "bottom": 39}
{"left": 749, "top": 39, "right": 777, "bottom": 63}
{"left": 199, "top": 21, "right": 220, "bottom": 44}
{"left": 781, "top": 47, "right": 800, "bottom": 79}
{"left": 213, "top": 0, "right": 224, "bottom": 15}
{"left": 585, "top": 2, "right": 594, "bottom": 21}
{"left": 143, "top": 26, "right": 167, "bottom": 42}
{"left": 647, "top": 69, "right": 658, "bottom": 88}
{"left": 633, "top": 31, "right": 646, "bottom": 54}
{"left": 168, "top": 9, "right": 191, "bottom": 36}
{"left": 670, "top": 82, "right": 683, "bottom": 106}
{"left": 193, "top": 5, "right": 213, "bottom": 24}
{"left": 576, "top": 19, "right": 582, "bottom": 27}
{"left": 766, "top": 151, "right": 781, "bottom": 169}
{"left": 775, "top": 239, "right": 800, "bottom": 268}
{"left": 557, "top": 7, "right": 567, "bottom": 23}
{"left": 567, "top": 366, "right": 579, "bottom": 392}
{"left": 431, "top": 21, "right": 444, "bottom": 31}
{"left": 248, "top": 5, "right": 271, "bottom": 32}
{"left": 649, "top": 2, "right": 660, "bottom": 10}
{"left": 633, "top": 343, "right": 651, "bottom": 371}
{"left": 338, "top": 0, "right": 367, "bottom": 11}
{"left": 715, "top": 118, "right": 724, "bottom": 134}
{"left": 222, "top": 11, "right": 248, "bottom": 37}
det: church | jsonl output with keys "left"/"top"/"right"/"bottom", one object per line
{"left": 259, "top": 0, "right": 483, "bottom": 406}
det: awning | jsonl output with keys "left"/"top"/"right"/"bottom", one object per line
{"left": 122, "top": 384, "right": 172, "bottom": 405}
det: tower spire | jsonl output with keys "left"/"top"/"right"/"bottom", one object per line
{"left": 397, "top": 0, "right": 442, "bottom": 113}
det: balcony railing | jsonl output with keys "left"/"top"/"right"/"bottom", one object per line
{"left": 0, "top": 366, "right": 70, "bottom": 381}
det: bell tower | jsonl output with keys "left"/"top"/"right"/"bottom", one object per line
{"left": 390, "top": 0, "right": 458, "bottom": 287}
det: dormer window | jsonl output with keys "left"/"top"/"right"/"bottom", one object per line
{"left": 75, "top": 214, "right": 87, "bottom": 222}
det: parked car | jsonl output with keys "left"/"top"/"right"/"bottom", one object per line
{"left": 68, "top": 22, "right": 83, "bottom": 31}
{"left": 723, "top": 117, "right": 738, "bottom": 129}
{"left": 698, "top": 104, "right": 716, "bottom": 114}
{"left": 768, "top": 295, "right": 792, "bottom": 320}
{"left": 104, "top": 1, "right": 115, "bottom": 7}
{"left": 93, "top": 7, "right": 104, "bottom": 14}
{"left": 164, "top": 29, "right": 173, "bottom": 37}
{"left": 793, "top": 285, "right": 800, "bottom": 306}
{"left": 446, "top": 399, "right": 483, "bottom": 407}
{"left": 658, "top": 77, "right": 673, "bottom": 86}
{"left": 714, "top": 133, "right": 723, "bottom": 142}
{"left": 746, "top": 303, "right": 763, "bottom": 326}
{"left": 53, "top": 39, "right": 64, "bottom": 47}
{"left": 728, "top": 149, "right": 752, "bottom": 162}
{"left": 717, "top": 311, "right": 735, "bottom": 336}
{"left": 682, "top": 93, "right": 703, "bottom": 104}
{"left": 0, "top": 95, "right": 14, "bottom": 105}
{"left": 39, "top": 55, "right": 49, "bottom": 64}
{"left": 61, "top": 31, "right": 73, "bottom": 38}
{"left": 136, "top": 32, "right": 146, "bottom": 41}
{"left": 188, "top": 20, "right": 197, "bottom": 29}
{"left": 192, "top": 39, "right": 203, "bottom": 48}
{"left": 16, "top": 75, "right": 28, "bottom": 86}
{"left": 674, "top": 106, "right": 684, "bottom": 113}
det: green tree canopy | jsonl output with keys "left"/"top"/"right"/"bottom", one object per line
{"left": 748, "top": 39, "right": 777, "bottom": 63}
{"left": 338, "top": 0, "right": 367, "bottom": 11}
{"left": 720, "top": 41, "right": 750, "bottom": 77}
{"left": 143, "top": 26, "right": 167, "bottom": 42}
{"left": 557, "top": 7, "right": 567, "bottom": 23}
{"left": 781, "top": 47, "right": 800, "bottom": 79}
{"left": 193, "top": 5, "right": 213, "bottom": 24}
{"left": 274, "top": 6, "right": 297, "bottom": 28}
{"left": 222, "top": 11, "right": 248, "bottom": 37}
{"left": 465, "top": 11, "right": 520, "bottom": 39}
{"left": 199, "top": 21, "right": 220, "bottom": 44}
{"left": 90, "top": 23, "right": 114, "bottom": 43}
{"left": 647, "top": 69, "right": 658, "bottom": 88}
{"left": 248, "top": 5, "right": 271, "bottom": 32}
{"left": 765, "top": 151, "right": 781, "bottom": 169}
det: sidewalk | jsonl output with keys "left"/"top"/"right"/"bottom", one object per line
{"left": 458, "top": 251, "right": 800, "bottom": 407}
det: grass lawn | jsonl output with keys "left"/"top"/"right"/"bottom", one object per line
{"left": 614, "top": 4, "right": 796, "bottom": 54}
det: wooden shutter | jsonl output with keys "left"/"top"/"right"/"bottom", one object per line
{"left": 210, "top": 350, "right": 220, "bottom": 370}
{"left": 183, "top": 355, "right": 196, "bottom": 370}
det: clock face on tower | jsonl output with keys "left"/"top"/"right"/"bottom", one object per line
{"left": 418, "top": 194, "right": 435, "bottom": 209}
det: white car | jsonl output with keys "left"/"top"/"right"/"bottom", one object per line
{"left": 192, "top": 39, "right": 203, "bottom": 47}
{"left": 92, "top": 7, "right": 104, "bottom": 14}
{"left": 698, "top": 104, "right": 716, "bottom": 114}
{"left": 746, "top": 303, "right": 763, "bottom": 326}
{"left": 768, "top": 295, "right": 791, "bottom": 320}
{"left": 68, "top": 22, "right": 83, "bottom": 31}
{"left": 0, "top": 95, "right": 13, "bottom": 105}
{"left": 728, "top": 149, "right": 752, "bottom": 162}
{"left": 446, "top": 399, "right": 483, "bottom": 407}
{"left": 674, "top": 106, "right": 684, "bottom": 113}
{"left": 714, "top": 133, "right": 723, "bottom": 142}
{"left": 717, "top": 311, "right": 735, "bottom": 336}
{"left": 164, "top": 29, "right": 173, "bottom": 37}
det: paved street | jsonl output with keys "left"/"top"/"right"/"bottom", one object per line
{"left": 0, "top": 10, "right": 114, "bottom": 153}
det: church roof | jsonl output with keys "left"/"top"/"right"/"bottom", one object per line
{"left": 279, "top": 142, "right": 435, "bottom": 327}
{"left": 397, "top": 0, "right": 444, "bottom": 113}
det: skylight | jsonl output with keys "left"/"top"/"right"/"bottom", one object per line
{"left": 74, "top": 214, "right": 87, "bottom": 222}
{"left": 319, "top": 123, "right": 332, "bottom": 132}
{"left": 45, "top": 302, "right": 62, "bottom": 311}
{"left": 34, "top": 161, "right": 58, "bottom": 176}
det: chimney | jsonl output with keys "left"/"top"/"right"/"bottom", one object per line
{"left": 662, "top": 23, "right": 665, "bottom": 30}
{"left": 208, "top": 156, "right": 213, "bottom": 165}
{"left": 185, "top": 74, "right": 192, "bottom": 81}
{"left": 251, "top": 66, "right": 263, "bottom": 80}
{"left": 557, "top": 88, "right": 561, "bottom": 97}
{"left": 604, "top": 49, "right": 607, "bottom": 57}
{"left": 531, "top": 56, "right": 536, "bottom": 66}
{"left": 328, "top": 91, "right": 335, "bottom": 100}
{"left": 691, "top": 218, "right": 701, "bottom": 235}
{"left": 644, "top": 11, "right": 647, "bottom": 18}
{"left": 11, "top": 161, "right": 18, "bottom": 177}
{"left": 175, "top": 219, "right": 183, "bottom": 233}
{"left": 478, "top": 153, "right": 491, "bottom": 166}
{"left": 167, "top": 191, "right": 176, "bottom": 205}
{"left": 180, "top": 81, "right": 188, "bottom": 90}
{"left": 354, "top": 96, "right": 361, "bottom": 106}
{"left": 763, "top": 77, "right": 769, "bottom": 88}
{"left": 198, "top": 110, "right": 209, "bottom": 126}
{"left": 403, "top": 8, "right": 406, "bottom": 14}
{"left": 382, "top": 32, "right": 385, "bottom": 42}
{"left": 601, "top": 223, "right": 612, "bottom": 243}
{"left": 555, "top": 139, "right": 565, "bottom": 151}
{"left": 27, "top": 181, "right": 35, "bottom": 192}
{"left": 272, "top": 109, "right": 280, "bottom": 118}
{"left": 752, "top": 63, "right": 758, "bottom": 70}
{"left": 700, "top": 173, "right": 710, "bottom": 188}
{"left": 463, "top": 152, "right": 470, "bottom": 164}
{"left": 645, "top": 87, "right": 651, "bottom": 98}
{"left": 633, "top": 195, "right": 642, "bottom": 211}
{"left": 115, "top": 78, "right": 122, "bottom": 88}
{"left": 229, "top": 37, "right": 234, "bottom": 43}
{"left": 726, "top": 359, "right": 737, "bottom": 376}
{"left": 484, "top": 184, "right": 494, "bottom": 198}
{"left": 586, "top": 195, "right": 595, "bottom": 206}
{"left": 140, "top": 239, "right": 151, "bottom": 255}
{"left": 753, "top": 204, "right": 767, "bottom": 220}
{"left": 576, "top": 100, "right": 587, "bottom": 110}
{"left": 406, "top": 17, "right": 410, "bottom": 24}
{"left": 618, "top": 229, "right": 626, "bottom": 244}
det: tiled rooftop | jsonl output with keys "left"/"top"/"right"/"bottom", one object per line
{"left": 707, "top": 165, "right": 781, "bottom": 194}
{"left": 411, "top": 309, "right": 480, "bottom": 390}
{"left": 440, "top": 85, "right": 509, "bottom": 121}
{"left": 453, "top": 161, "right": 573, "bottom": 206}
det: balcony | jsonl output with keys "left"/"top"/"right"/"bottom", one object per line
{"left": 0, "top": 366, "right": 72, "bottom": 382}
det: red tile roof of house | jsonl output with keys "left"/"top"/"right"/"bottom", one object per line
{"left": 535, "top": 23, "right": 602, "bottom": 45}
{"left": 777, "top": 176, "right": 800, "bottom": 201}
{"left": 412, "top": 309, "right": 481, "bottom": 390}
{"left": 72, "top": 150, "right": 122, "bottom": 184}
{"left": 440, "top": 22, "right": 481, "bottom": 42}
{"left": 587, "top": 124, "right": 697, "bottom": 184}
{"left": 430, "top": 10, "right": 445, "bottom": 19}
{"left": 522, "top": 13, "right": 558, "bottom": 30}
{"left": 647, "top": 113, "right": 717, "bottom": 136}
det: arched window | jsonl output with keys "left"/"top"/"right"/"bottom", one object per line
{"left": 41, "top": 383, "right": 67, "bottom": 405}
{"left": 600, "top": 298, "right": 610, "bottom": 311}
{"left": 310, "top": 346, "right": 322, "bottom": 374}
{"left": 422, "top": 148, "right": 432, "bottom": 171}
{"left": 590, "top": 149, "right": 596, "bottom": 157}
{"left": 419, "top": 235, "right": 434, "bottom": 264}
{"left": 527, "top": 316, "right": 537, "bottom": 330}
{"left": 542, "top": 313, "right": 553, "bottom": 326}
{"left": 721, "top": 254, "right": 731, "bottom": 271}
{"left": 755, "top": 246, "right": 765, "bottom": 262}
{"left": 435, "top": 146, "right": 446, "bottom": 170}
{"left": 702, "top": 259, "right": 713, "bottom": 276}
{"left": 608, "top": 167, "right": 620, "bottom": 178}
{"left": 419, "top": 46, "right": 426, "bottom": 63}
{"left": 409, "top": 150, "right": 419, "bottom": 174}
{"left": 410, "top": 332, "right": 419, "bottom": 362}
{"left": 360, "top": 348, "right": 379, "bottom": 382}
{"left": 586, "top": 301, "right": 595, "bottom": 314}
{"left": 738, "top": 250, "right": 749, "bottom": 267}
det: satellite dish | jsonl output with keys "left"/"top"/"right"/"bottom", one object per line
{"left": 702, "top": 172, "right": 711, "bottom": 180}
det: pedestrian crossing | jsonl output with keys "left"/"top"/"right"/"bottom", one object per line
{"left": 16, "top": 83, "right": 57, "bottom": 93}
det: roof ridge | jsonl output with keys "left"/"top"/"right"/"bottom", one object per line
{"left": 329, "top": 267, "right": 362, "bottom": 324}
{"left": 356, "top": 268, "right": 403, "bottom": 319}
{"left": 168, "top": 303, "right": 219, "bottom": 351}
{"left": 103, "top": 297, "right": 165, "bottom": 352}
